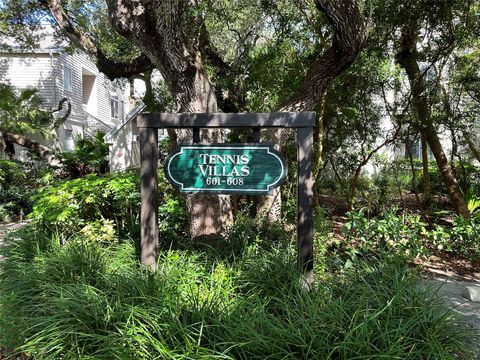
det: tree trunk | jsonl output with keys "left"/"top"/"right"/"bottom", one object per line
{"left": 47, "top": 0, "right": 366, "bottom": 239}
{"left": 420, "top": 133, "right": 431, "bottom": 206}
{"left": 2, "top": 131, "right": 55, "bottom": 163}
{"left": 103, "top": 0, "right": 234, "bottom": 241}
{"left": 259, "top": 0, "right": 367, "bottom": 221}
{"left": 1, "top": 132, "right": 16, "bottom": 160}
{"left": 312, "top": 93, "right": 327, "bottom": 207}
{"left": 396, "top": 24, "right": 469, "bottom": 217}
{"left": 463, "top": 130, "right": 480, "bottom": 163}
{"left": 405, "top": 135, "right": 422, "bottom": 208}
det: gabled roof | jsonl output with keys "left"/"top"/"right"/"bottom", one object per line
{"left": 104, "top": 101, "right": 146, "bottom": 144}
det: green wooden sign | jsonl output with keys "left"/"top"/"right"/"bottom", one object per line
{"left": 165, "top": 144, "right": 287, "bottom": 195}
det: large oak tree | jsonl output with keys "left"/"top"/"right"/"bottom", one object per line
{"left": 1, "top": 0, "right": 367, "bottom": 267}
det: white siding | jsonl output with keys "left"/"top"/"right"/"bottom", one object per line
{"left": 0, "top": 53, "right": 57, "bottom": 107}
{"left": 1, "top": 48, "right": 125, "bottom": 156}
{"left": 109, "top": 121, "right": 134, "bottom": 171}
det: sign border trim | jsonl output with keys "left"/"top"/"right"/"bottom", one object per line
{"left": 165, "top": 144, "right": 287, "bottom": 194}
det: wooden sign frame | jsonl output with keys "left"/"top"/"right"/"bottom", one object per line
{"left": 137, "top": 112, "right": 316, "bottom": 283}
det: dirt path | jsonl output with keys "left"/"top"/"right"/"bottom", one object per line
{"left": 0, "top": 221, "right": 30, "bottom": 240}
{"left": 0, "top": 220, "right": 30, "bottom": 260}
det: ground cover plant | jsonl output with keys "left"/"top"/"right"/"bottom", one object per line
{"left": 0, "top": 160, "right": 33, "bottom": 223}
{"left": 0, "top": 215, "right": 474, "bottom": 359}
{"left": 29, "top": 169, "right": 186, "bottom": 243}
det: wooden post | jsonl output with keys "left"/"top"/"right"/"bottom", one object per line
{"left": 297, "top": 127, "right": 314, "bottom": 285}
{"left": 252, "top": 128, "right": 260, "bottom": 143}
{"left": 137, "top": 112, "right": 316, "bottom": 278}
{"left": 193, "top": 128, "right": 200, "bottom": 143}
{"left": 139, "top": 126, "right": 159, "bottom": 269}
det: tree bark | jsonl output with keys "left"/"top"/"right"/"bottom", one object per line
{"left": 420, "top": 133, "right": 431, "bottom": 206}
{"left": 463, "top": 130, "right": 480, "bottom": 163}
{"left": 41, "top": 0, "right": 154, "bottom": 80}
{"left": 1, "top": 133, "right": 15, "bottom": 160}
{"left": 259, "top": 0, "right": 368, "bottom": 221}
{"left": 104, "top": 0, "right": 233, "bottom": 240}
{"left": 312, "top": 93, "right": 327, "bottom": 207}
{"left": 405, "top": 138, "right": 422, "bottom": 207}
{"left": 1, "top": 131, "right": 55, "bottom": 163}
{"left": 396, "top": 24, "right": 469, "bottom": 217}
{"left": 45, "top": 0, "right": 368, "bottom": 236}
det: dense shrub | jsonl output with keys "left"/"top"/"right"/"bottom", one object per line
{"left": 31, "top": 170, "right": 141, "bottom": 237}
{"left": 450, "top": 213, "right": 480, "bottom": 263}
{"left": 0, "top": 160, "right": 26, "bottom": 188}
{"left": 416, "top": 162, "right": 447, "bottom": 195}
{"left": 342, "top": 208, "right": 428, "bottom": 262}
{"left": 343, "top": 207, "right": 480, "bottom": 264}
{"left": 55, "top": 131, "right": 109, "bottom": 178}
{"left": 453, "top": 161, "right": 480, "bottom": 194}
{"left": 0, "top": 226, "right": 472, "bottom": 359}
{"left": 0, "top": 160, "right": 32, "bottom": 222}
{"left": 31, "top": 169, "right": 188, "bottom": 243}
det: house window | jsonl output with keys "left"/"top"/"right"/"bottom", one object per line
{"left": 110, "top": 95, "right": 119, "bottom": 120}
{"left": 64, "top": 66, "right": 72, "bottom": 91}
{"left": 64, "top": 129, "right": 74, "bottom": 152}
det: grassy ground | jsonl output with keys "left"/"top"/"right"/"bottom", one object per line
{"left": 0, "top": 224, "right": 474, "bottom": 359}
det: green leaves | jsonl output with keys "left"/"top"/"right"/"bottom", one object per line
{"left": 0, "top": 83, "right": 51, "bottom": 138}
{"left": 0, "top": 226, "right": 473, "bottom": 359}
{"left": 31, "top": 171, "right": 141, "bottom": 238}
{"left": 464, "top": 188, "right": 480, "bottom": 215}
{"left": 342, "top": 208, "right": 428, "bottom": 260}
{"left": 56, "top": 131, "right": 110, "bottom": 177}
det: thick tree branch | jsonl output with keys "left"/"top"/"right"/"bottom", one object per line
{"left": 39, "top": 0, "right": 154, "bottom": 79}
{"left": 198, "top": 21, "right": 245, "bottom": 112}
{"left": 97, "top": 52, "right": 154, "bottom": 80}
{"left": 51, "top": 97, "right": 71, "bottom": 130}
{"left": 198, "top": 22, "right": 232, "bottom": 77}
{"left": 2, "top": 131, "right": 55, "bottom": 163}
{"left": 280, "top": 0, "right": 367, "bottom": 112}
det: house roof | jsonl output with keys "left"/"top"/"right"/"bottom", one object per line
{"left": 0, "top": 25, "right": 66, "bottom": 54}
{"left": 104, "top": 101, "right": 146, "bottom": 144}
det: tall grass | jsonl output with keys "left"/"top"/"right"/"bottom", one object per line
{"left": 0, "top": 225, "right": 473, "bottom": 359}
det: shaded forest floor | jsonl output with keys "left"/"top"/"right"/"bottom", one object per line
{"left": 318, "top": 193, "right": 480, "bottom": 279}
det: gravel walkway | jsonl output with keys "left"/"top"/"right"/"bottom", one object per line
{"left": 422, "top": 269, "right": 480, "bottom": 359}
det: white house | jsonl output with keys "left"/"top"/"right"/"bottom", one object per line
{"left": 0, "top": 28, "right": 126, "bottom": 157}
{"left": 104, "top": 100, "right": 145, "bottom": 172}
{"left": 104, "top": 72, "right": 169, "bottom": 172}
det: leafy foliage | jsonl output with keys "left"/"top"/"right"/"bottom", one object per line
{"left": 342, "top": 208, "right": 428, "bottom": 262}
{"left": 56, "top": 131, "right": 109, "bottom": 178}
{"left": 0, "top": 83, "right": 51, "bottom": 137}
{"left": 31, "top": 170, "right": 142, "bottom": 238}
{"left": 0, "top": 159, "right": 26, "bottom": 189}
{"left": 30, "top": 170, "right": 187, "bottom": 243}
{"left": 464, "top": 188, "right": 480, "bottom": 215}
{"left": 450, "top": 214, "right": 480, "bottom": 263}
{"left": 0, "top": 160, "right": 31, "bottom": 222}
{"left": 0, "top": 225, "right": 472, "bottom": 359}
